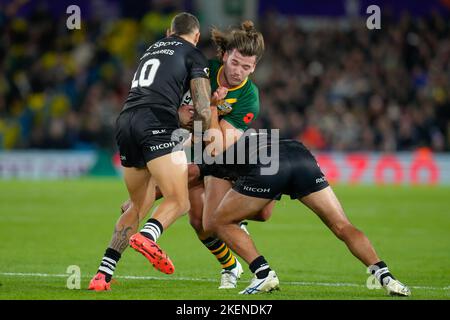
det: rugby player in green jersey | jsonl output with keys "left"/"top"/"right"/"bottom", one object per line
{"left": 185, "top": 21, "right": 273, "bottom": 289}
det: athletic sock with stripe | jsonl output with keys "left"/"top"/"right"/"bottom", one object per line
{"left": 97, "top": 248, "right": 121, "bottom": 282}
{"left": 369, "top": 260, "right": 395, "bottom": 285}
{"left": 249, "top": 255, "right": 271, "bottom": 279}
{"left": 201, "top": 237, "right": 237, "bottom": 270}
{"left": 140, "top": 218, "right": 163, "bottom": 242}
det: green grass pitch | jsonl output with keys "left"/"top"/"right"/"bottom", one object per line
{"left": 0, "top": 179, "right": 449, "bottom": 300}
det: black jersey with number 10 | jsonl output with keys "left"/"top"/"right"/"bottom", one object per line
{"left": 122, "top": 35, "right": 209, "bottom": 118}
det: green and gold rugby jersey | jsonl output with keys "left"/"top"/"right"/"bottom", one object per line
{"left": 185, "top": 60, "right": 260, "bottom": 163}
{"left": 209, "top": 59, "right": 260, "bottom": 131}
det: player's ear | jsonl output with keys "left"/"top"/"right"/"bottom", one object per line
{"left": 194, "top": 31, "right": 200, "bottom": 45}
{"left": 222, "top": 51, "right": 229, "bottom": 64}
{"left": 166, "top": 29, "right": 171, "bottom": 37}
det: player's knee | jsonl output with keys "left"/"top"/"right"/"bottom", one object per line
{"left": 160, "top": 195, "right": 190, "bottom": 217}
{"left": 187, "top": 163, "right": 200, "bottom": 181}
{"left": 182, "top": 198, "right": 191, "bottom": 214}
{"left": 203, "top": 211, "right": 229, "bottom": 235}
{"left": 175, "top": 199, "right": 190, "bottom": 216}
{"left": 253, "top": 208, "right": 272, "bottom": 221}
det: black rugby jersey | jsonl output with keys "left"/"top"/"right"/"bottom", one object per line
{"left": 122, "top": 35, "right": 209, "bottom": 117}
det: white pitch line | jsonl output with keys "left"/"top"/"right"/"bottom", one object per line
{"left": 0, "top": 272, "right": 448, "bottom": 291}
{"left": 1, "top": 272, "right": 68, "bottom": 278}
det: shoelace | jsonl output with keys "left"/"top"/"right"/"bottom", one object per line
{"left": 242, "top": 278, "right": 264, "bottom": 294}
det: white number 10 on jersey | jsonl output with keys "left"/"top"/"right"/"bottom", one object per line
{"left": 131, "top": 58, "right": 161, "bottom": 88}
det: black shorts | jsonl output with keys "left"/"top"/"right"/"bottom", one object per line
{"left": 233, "top": 141, "right": 329, "bottom": 200}
{"left": 115, "top": 107, "right": 184, "bottom": 168}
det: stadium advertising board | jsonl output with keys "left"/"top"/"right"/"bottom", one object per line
{"left": 0, "top": 150, "right": 449, "bottom": 185}
{"left": 314, "top": 149, "right": 450, "bottom": 185}
{"left": 0, "top": 151, "right": 97, "bottom": 179}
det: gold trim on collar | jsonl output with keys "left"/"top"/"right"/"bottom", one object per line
{"left": 217, "top": 65, "right": 248, "bottom": 91}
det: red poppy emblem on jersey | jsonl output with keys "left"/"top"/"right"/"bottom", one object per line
{"left": 243, "top": 113, "right": 254, "bottom": 124}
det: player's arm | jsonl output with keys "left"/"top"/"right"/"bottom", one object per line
{"left": 203, "top": 86, "right": 229, "bottom": 156}
{"left": 188, "top": 49, "right": 212, "bottom": 132}
{"left": 204, "top": 115, "right": 242, "bottom": 156}
{"left": 201, "top": 84, "right": 235, "bottom": 153}
{"left": 203, "top": 105, "right": 221, "bottom": 157}
{"left": 204, "top": 117, "right": 243, "bottom": 158}
{"left": 190, "top": 77, "right": 211, "bottom": 131}
{"left": 218, "top": 85, "right": 260, "bottom": 150}
{"left": 219, "top": 119, "right": 244, "bottom": 150}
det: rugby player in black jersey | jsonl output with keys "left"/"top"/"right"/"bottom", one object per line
{"left": 89, "top": 12, "right": 211, "bottom": 291}
{"left": 120, "top": 21, "right": 271, "bottom": 290}
{"left": 193, "top": 133, "right": 411, "bottom": 296}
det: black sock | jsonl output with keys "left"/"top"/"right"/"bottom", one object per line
{"left": 140, "top": 218, "right": 163, "bottom": 241}
{"left": 98, "top": 248, "right": 121, "bottom": 282}
{"left": 249, "top": 256, "right": 271, "bottom": 279}
{"left": 369, "top": 260, "right": 395, "bottom": 285}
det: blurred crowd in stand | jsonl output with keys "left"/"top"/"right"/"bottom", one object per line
{"left": 1, "top": 1, "right": 449, "bottom": 152}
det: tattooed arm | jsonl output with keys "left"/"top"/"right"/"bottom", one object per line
{"left": 190, "top": 77, "right": 211, "bottom": 131}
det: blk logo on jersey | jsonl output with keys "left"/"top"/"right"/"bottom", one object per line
{"left": 152, "top": 129, "right": 166, "bottom": 135}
